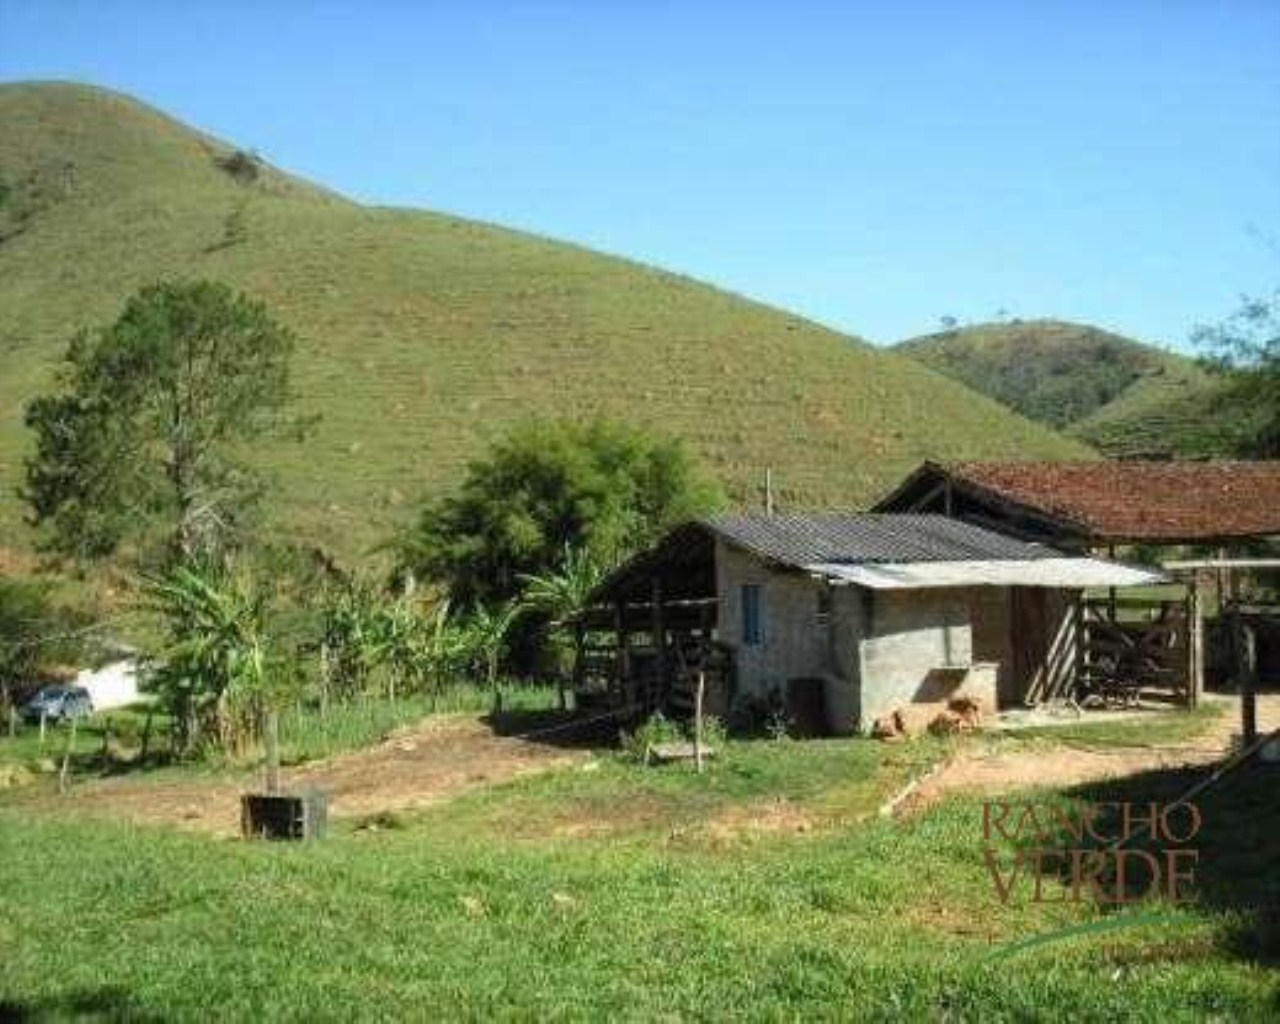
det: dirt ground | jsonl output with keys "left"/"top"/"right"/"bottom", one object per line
{"left": 900, "top": 694, "right": 1280, "bottom": 815}
{"left": 26, "top": 716, "right": 584, "bottom": 838}
{"left": 16, "top": 697, "right": 1279, "bottom": 837}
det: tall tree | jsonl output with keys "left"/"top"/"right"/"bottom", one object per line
{"left": 1195, "top": 285, "right": 1280, "bottom": 457}
{"left": 24, "top": 280, "right": 302, "bottom": 563}
{"left": 397, "top": 417, "right": 723, "bottom": 607}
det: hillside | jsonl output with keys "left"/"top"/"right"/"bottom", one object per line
{"left": 895, "top": 320, "right": 1250, "bottom": 458}
{"left": 0, "top": 82, "right": 1088, "bottom": 559}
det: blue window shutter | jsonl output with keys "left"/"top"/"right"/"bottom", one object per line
{"left": 742, "top": 584, "right": 762, "bottom": 646}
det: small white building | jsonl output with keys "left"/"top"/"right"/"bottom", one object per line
{"left": 75, "top": 658, "right": 141, "bottom": 711}
{"left": 576, "top": 514, "right": 1163, "bottom": 733}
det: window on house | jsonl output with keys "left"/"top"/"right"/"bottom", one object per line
{"left": 741, "top": 584, "right": 763, "bottom": 646}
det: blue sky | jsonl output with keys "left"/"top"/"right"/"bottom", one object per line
{"left": 2, "top": 0, "right": 1278, "bottom": 349}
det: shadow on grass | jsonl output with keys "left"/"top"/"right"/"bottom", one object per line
{"left": 1059, "top": 760, "right": 1280, "bottom": 965}
{"left": 484, "top": 707, "right": 621, "bottom": 749}
{"left": 0, "top": 986, "right": 164, "bottom": 1023}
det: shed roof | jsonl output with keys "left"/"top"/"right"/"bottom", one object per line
{"left": 874, "top": 460, "right": 1280, "bottom": 544}
{"left": 811, "top": 558, "right": 1166, "bottom": 591}
{"left": 705, "top": 512, "right": 1056, "bottom": 566}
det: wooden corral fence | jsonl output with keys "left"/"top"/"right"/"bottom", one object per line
{"left": 1078, "top": 597, "right": 1190, "bottom": 705}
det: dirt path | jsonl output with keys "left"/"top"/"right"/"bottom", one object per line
{"left": 28, "top": 716, "right": 584, "bottom": 837}
{"left": 901, "top": 695, "right": 1280, "bottom": 815}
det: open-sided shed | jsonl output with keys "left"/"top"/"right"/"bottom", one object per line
{"left": 575, "top": 513, "right": 1162, "bottom": 733}
{"left": 875, "top": 460, "right": 1280, "bottom": 704}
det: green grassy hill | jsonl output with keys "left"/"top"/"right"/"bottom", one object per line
{"left": 0, "top": 82, "right": 1088, "bottom": 559}
{"left": 895, "top": 320, "right": 1250, "bottom": 458}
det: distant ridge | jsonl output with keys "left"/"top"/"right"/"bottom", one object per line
{"left": 895, "top": 319, "right": 1253, "bottom": 459}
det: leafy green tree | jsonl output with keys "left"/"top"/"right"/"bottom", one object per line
{"left": 24, "top": 280, "right": 303, "bottom": 563}
{"left": 398, "top": 418, "right": 722, "bottom": 607}
{"left": 0, "top": 578, "right": 90, "bottom": 720}
{"left": 1195, "top": 285, "right": 1280, "bottom": 457}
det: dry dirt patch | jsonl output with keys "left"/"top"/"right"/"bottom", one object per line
{"left": 900, "top": 695, "right": 1280, "bottom": 816}
{"left": 31, "top": 715, "right": 583, "bottom": 837}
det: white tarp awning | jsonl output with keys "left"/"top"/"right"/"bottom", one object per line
{"left": 805, "top": 558, "right": 1168, "bottom": 591}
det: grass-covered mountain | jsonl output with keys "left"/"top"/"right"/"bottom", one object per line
{"left": 896, "top": 320, "right": 1251, "bottom": 459}
{"left": 0, "top": 82, "right": 1088, "bottom": 558}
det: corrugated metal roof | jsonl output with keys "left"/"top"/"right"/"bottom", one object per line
{"left": 703, "top": 513, "right": 1056, "bottom": 567}
{"left": 809, "top": 558, "right": 1167, "bottom": 590}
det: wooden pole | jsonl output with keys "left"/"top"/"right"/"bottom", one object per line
{"left": 264, "top": 708, "right": 281, "bottom": 795}
{"left": 1072, "top": 595, "right": 1086, "bottom": 701}
{"left": 614, "top": 600, "right": 632, "bottom": 711}
{"left": 1188, "top": 576, "right": 1203, "bottom": 709}
{"left": 650, "top": 577, "right": 666, "bottom": 713}
{"left": 1107, "top": 545, "right": 1118, "bottom": 623}
{"left": 1240, "top": 621, "right": 1258, "bottom": 748}
{"left": 765, "top": 468, "right": 775, "bottom": 516}
{"left": 694, "top": 670, "right": 706, "bottom": 774}
{"left": 58, "top": 715, "right": 78, "bottom": 795}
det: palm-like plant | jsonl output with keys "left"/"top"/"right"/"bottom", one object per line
{"left": 460, "top": 600, "right": 522, "bottom": 689}
{"left": 317, "top": 579, "right": 382, "bottom": 703}
{"left": 141, "top": 560, "right": 274, "bottom": 755}
{"left": 519, "top": 545, "right": 608, "bottom": 706}
{"left": 519, "top": 545, "right": 605, "bottom": 623}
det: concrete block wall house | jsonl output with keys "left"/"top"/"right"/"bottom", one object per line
{"left": 574, "top": 512, "right": 1161, "bottom": 734}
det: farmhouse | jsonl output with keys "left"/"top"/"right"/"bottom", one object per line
{"left": 574, "top": 513, "right": 1162, "bottom": 734}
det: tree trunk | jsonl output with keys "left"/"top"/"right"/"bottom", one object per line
{"left": 263, "top": 708, "right": 280, "bottom": 794}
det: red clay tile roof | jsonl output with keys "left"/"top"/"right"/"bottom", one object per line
{"left": 940, "top": 461, "right": 1280, "bottom": 542}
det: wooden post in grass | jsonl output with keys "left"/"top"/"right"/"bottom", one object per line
{"left": 694, "top": 670, "right": 706, "bottom": 774}
{"left": 39, "top": 711, "right": 47, "bottom": 747}
{"left": 58, "top": 715, "right": 77, "bottom": 795}
{"left": 264, "top": 708, "right": 281, "bottom": 795}
{"left": 140, "top": 709, "right": 153, "bottom": 763}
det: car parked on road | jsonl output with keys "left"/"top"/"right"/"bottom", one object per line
{"left": 20, "top": 685, "right": 94, "bottom": 725}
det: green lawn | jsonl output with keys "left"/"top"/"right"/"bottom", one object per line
{"left": 0, "top": 684, "right": 560, "bottom": 783}
{"left": 1, "top": 714, "right": 1276, "bottom": 1021}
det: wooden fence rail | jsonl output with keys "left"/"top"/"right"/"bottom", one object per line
{"left": 1079, "top": 598, "right": 1190, "bottom": 705}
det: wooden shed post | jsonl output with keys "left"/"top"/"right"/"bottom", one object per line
{"left": 651, "top": 577, "right": 666, "bottom": 711}
{"left": 1187, "top": 575, "right": 1203, "bottom": 709}
{"left": 614, "top": 600, "right": 631, "bottom": 709}
{"left": 1239, "top": 619, "right": 1258, "bottom": 747}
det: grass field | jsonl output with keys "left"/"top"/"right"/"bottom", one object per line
{"left": 0, "top": 684, "right": 560, "bottom": 782}
{"left": 0, "top": 82, "right": 1089, "bottom": 562}
{"left": 1, "top": 707, "right": 1276, "bottom": 1020}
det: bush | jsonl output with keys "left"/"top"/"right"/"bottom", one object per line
{"left": 215, "top": 149, "right": 260, "bottom": 184}
{"left": 621, "top": 712, "right": 726, "bottom": 764}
